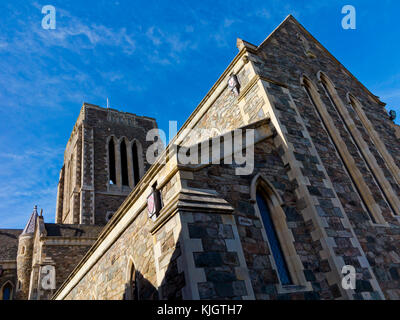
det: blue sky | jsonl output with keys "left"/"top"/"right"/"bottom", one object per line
{"left": 0, "top": 0, "right": 399, "bottom": 229}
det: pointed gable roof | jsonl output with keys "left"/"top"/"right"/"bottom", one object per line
{"left": 255, "top": 15, "right": 384, "bottom": 106}
{"left": 21, "top": 205, "right": 38, "bottom": 235}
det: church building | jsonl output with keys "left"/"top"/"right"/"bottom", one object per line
{"left": 1, "top": 15, "right": 400, "bottom": 300}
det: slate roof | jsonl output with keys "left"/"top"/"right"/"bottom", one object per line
{"left": 44, "top": 224, "right": 103, "bottom": 238}
{"left": 0, "top": 229, "right": 22, "bottom": 261}
{"left": 21, "top": 206, "right": 38, "bottom": 235}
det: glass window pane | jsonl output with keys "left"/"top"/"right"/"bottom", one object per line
{"left": 3, "top": 285, "right": 11, "bottom": 300}
{"left": 256, "top": 192, "right": 292, "bottom": 285}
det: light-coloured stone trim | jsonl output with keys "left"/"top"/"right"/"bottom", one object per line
{"left": 346, "top": 93, "right": 400, "bottom": 186}
{"left": 302, "top": 76, "right": 386, "bottom": 225}
{"left": 250, "top": 174, "right": 312, "bottom": 293}
{"left": 258, "top": 78, "right": 384, "bottom": 299}
{"left": 318, "top": 71, "right": 400, "bottom": 217}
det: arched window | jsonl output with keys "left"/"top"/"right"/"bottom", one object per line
{"left": 347, "top": 93, "right": 400, "bottom": 187}
{"left": 256, "top": 188, "right": 292, "bottom": 286}
{"left": 108, "top": 138, "right": 116, "bottom": 185}
{"left": 21, "top": 246, "right": 25, "bottom": 255}
{"left": 1, "top": 282, "right": 13, "bottom": 300}
{"left": 132, "top": 142, "right": 140, "bottom": 186}
{"left": 120, "top": 140, "right": 129, "bottom": 186}
{"left": 302, "top": 75, "right": 386, "bottom": 225}
{"left": 126, "top": 261, "right": 139, "bottom": 300}
{"left": 318, "top": 73, "right": 400, "bottom": 217}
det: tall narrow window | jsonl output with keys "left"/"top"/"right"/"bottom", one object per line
{"left": 348, "top": 94, "right": 400, "bottom": 187}
{"left": 319, "top": 74, "right": 400, "bottom": 217}
{"left": 109, "top": 138, "right": 116, "bottom": 185}
{"left": 2, "top": 283, "right": 12, "bottom": 300}
{"left": 66, "top": 161, "right": 71, "bottom": 212}
{"left": 68, "top": 154, "right": 74, "bottom": 197}
{"left": 132, "top": 142, "right": 140, "bottom": 186}
{"left": 303, "top": 79, "right": 377, "bottom": 223}
{"left": 120, "top": 140, "right": 129, "bottom": 186}
{"left": 126, "top": 262, "right": 138, "bottom": 300}
{"left": 256, "top": 189, "right": 292, "bottom": 286}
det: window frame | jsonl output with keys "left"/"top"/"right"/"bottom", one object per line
{"left": 250, "top": 174, "right": 312, "bottom": 294}
{"left": 0, "top": 281, "right": 14, "bottom": 300}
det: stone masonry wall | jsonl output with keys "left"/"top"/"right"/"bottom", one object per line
{"left": 250, "top": 16, "right": 400, "bottom": 299}
{"left": 184, "top": 139, "right": 323, "bottom": 299}
{"left": 57, "top": 104, "right": 158, "bottom": 226}
{"left": 85, "top": 106, "right": 157, "bottom": 225}
{"left": 0, "top": 268, "right": 17, "bottom": 300}
{"left": 43, "top": 244, "right": 95, "bottom": 294}
{"left": 63, "top": 205, "right": 183, "bottom": 300}
{"left": 181, "top": 59, "right": 252, "bottom": 147}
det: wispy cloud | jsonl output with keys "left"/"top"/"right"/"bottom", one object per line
{"left": 0, "top": 0, "right": 398, "bottom": 229}
{"left": 0, "top": 145, "right": 64, "bottom": 228}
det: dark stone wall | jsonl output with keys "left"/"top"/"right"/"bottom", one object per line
{"left": 185, "top": 139, "right": 323, "bottom": 299}
{"left": 57, "top": 104, "right": 159, "bottom": 226}
{"left": 251, "top": 17, "right": 400, "bottom": 299}
{"left": 36, "top": 244, "right": 94, "bottom": 299}
{"left": 85, "top": 106, "right": 157, "bottom": 225}
{"left": 0, "top": 268, "right": 17, "bottom": 300}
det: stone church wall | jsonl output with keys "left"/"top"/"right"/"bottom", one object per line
{"left": 62, "top": 204, "right": 182, "bottom": 300}
{"left": 51, "top": 16, "right": 400, "bottom": 301}
{"left": 250, "top": 17, "right": 400, "bottom": 299}
{"left": 180, "top": 139, "right": 322, "bottom": 299}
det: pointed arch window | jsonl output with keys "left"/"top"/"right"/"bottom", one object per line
{"left": 347, "top": 93, "right": 400, "bottom": 188}
{"left": 256, "top": 189, "right": 292, "bottom": 286}
{"left": 120, "top": 140, "right": 129, "bottom": 186}
{"left": 126, "top": 261, "right": 139, "bottom": 300}
{"left": 318, "top": 73, "right": 400, "bottom": 217}
{"left": 302, "top": 76, "right": 387, "bottom": 224}
{"left": 108, "top": 138, "right": 116, "bottom": 185}
{"left": 132, "top": 142, "right": 140, "bottom": 186}
{"left": 1, "top": 282, "right": 13, "bottom": 300}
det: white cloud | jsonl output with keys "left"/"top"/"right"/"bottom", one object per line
{"left": 0, "top": 145, "right": 63, "bottom": 228}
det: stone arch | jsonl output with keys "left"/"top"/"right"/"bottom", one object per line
{"left": 301, "top": 74, "right": 387, "bottom": 225}
{"left": 106, "top": 135, "right": 117, "bottom": 186}
{"left": 300, "top": 74, "right": 320, "bottom": 96}
{"left": 317, "top": 71, "right": 400, "bottom": 217}
{"left": 250, "top": 174, "right": 310, "bottom": 289}
{"left": 0, "top": 280, "right": 14, "bottom": 300}
{"left": 125, "top": 256, "right": 139, "bottom": 300}
{"left": 346, "top": 92, "right": 400, "bottom": 187}
{"left": 119, "top": 137, "right": 130, "bottom": 187}
{"left": 130, "top": 139, "right": 145, "bottom": 187}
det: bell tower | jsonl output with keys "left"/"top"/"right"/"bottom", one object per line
{"left": 55, "top": 103, "right": 158, "bottom": 225}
